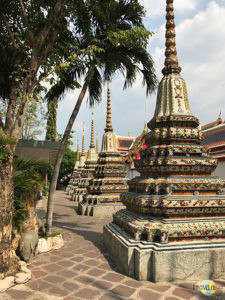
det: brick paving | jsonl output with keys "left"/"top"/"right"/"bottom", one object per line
{"left": 1, "top": 190, "right": 225, "bottom": 300}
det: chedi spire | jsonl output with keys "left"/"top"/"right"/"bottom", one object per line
{"left": 90, "top": 110, "right": 95, "bottom": 149}
{"left": 76, "top": 138, "right": 80, "bottom": 160}
{"left": 162, "top": 0, "right": 181, "bottom": 76}
{"left": 81, "top": 123, "right": 85, "bottom": 156}
{"left": 96, "top": 129, "right": 99, "bottom": 153}
{"left": 105, "top": 81, "right": 113, "bottom": 132}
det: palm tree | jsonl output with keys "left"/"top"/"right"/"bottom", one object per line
{"left": 13, "top": 158, "right": 53, "bottom": 232}
{"left": 45, "top": 0, "right": 158, "bottom": 234}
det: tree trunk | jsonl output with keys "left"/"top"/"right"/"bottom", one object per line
{"left": 0, "top": 156, "right": 19, "bottom": 279}
{"left": 46, "top": 70, "right": 93, "bottom": 235}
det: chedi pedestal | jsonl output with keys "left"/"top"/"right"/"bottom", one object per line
{"left": 73, "top": 112, "right": 98, "bottom": 202}
{"left": 104, "top": 0, "right": 225, "bottom": 282}
{"left": 78, "top": 82, "right": 128, "bottom": 217}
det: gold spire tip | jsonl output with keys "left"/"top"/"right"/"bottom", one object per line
{"left": 162, "top": 0, "right": 181, "bottom": 76}
{"left": 105, "top": 80, "right": 113, "bottom": 132}
{"left": 81, "top": 123, "right": 85, "bottom": 155}
{"left": 90, "top": 110, "right": 95, "bottom": 148}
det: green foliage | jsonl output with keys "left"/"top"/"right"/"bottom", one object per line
{"left": 0, "top": 131, "right": 17, "bottom": 161}
{"left": 13, "top": 158, "right": 53, "bottom": 232}
{"left": 45, "top": 97, "right": 58, "bottom": 141}
{"left": 58, "top": 147, "right": 76, "bottom": 187}
{"left": 42, "top": 231, "right": 62, "bottom": 239}
{"left": 44, "top": 0, "right": 157, "bottom": 104}
{"left": 21, "top": 98, "right": 46, "bottom": 140}
{"left": 42, "top": 182, "right": 49, "bottom": 197}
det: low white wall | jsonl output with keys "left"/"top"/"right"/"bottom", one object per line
{"left": 212, "top": 161, "right": 225, "bottom": 179}
{"left": 125, "top": 165, "right": 140, "bottom": 179}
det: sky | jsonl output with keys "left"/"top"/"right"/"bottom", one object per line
{"left": 56, "top": 0, "right": 225, "bottom": 152}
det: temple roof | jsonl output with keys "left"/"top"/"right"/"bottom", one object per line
{"left": 201, "top": 111, "right": 223, "bottom": 131}
{"left": 201, "top": 122, "right": 225, "bottom": 161}
{"left": 116, "top": 136, "right": 135, "bottom": 154}
{"left": 119, "top": 126, "right": 148, "bottom": 167}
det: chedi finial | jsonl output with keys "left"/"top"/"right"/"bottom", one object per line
{"left": 105, "top": 81, "right": 113, "bottom": 132}
{"left": 162, "top": 0, "right": 181, "bottom": 76}
{"left": 90, "top": 110, "right": 95, "bottom": 149}
{"left": 96, "top": 129, "right": 99, "bottom": 153}
{"left": 77, "top": 138, "right": 80, "bottom": 159}
{"left": 81, "top": 122, "right": 85, "bottom": 156}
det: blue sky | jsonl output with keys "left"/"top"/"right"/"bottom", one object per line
{"left": 56, "top": 0, "right": 225, "bottom": 151}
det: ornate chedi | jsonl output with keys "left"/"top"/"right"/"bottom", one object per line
{"left": 78, "top": 82, "right": 128, "bottom": 216}
{"left": 73, "top": 111, "right": 98, "bottom": 202}
{"left": 104, "top": 0, "right": 225, "bottom": 282}
{"left": 66, "top": 140, "right": 80, "bottom": 195}
{"left": 70, "top": 128, "right": 86, "bottom": 200}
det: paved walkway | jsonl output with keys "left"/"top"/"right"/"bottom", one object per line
{"left": 1, "top": 191, "right": 225, "bottom": 300}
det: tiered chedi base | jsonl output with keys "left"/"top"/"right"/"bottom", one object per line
{"left": 78, "top": 151, "right": 128, "bottom": 216}
{"left": 70, "top": 162, "right": 86, "bottom": 200}
{"left": 104, "top": 73, "right": 225, "bottom": 281}
{"left": 104, "top": 217, "right": 225, "bottom": 282}
{"left": 72, "top": 160, "right": 98, "bottom": 202}
{"left": 67, "top": 168, "right": 80, "bottom": 196}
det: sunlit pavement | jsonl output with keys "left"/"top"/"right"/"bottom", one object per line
{"left": 1, "top": 190, "right": 224, "bottom": 300}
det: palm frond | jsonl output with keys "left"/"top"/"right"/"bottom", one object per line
{"left": 88, "top": 67, "right": 102, "bottom": 106}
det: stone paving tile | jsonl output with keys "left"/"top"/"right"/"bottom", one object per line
{"left": 42, "top": 263, "right": 62, "bottom": 272}
{"left": 123, "top": 279, "right": 143, "bottom": 288}
{"left": 0, "top": 191, "right": 212, "bottom": 300}
{"left": 57, "top": 269, "right": 78, "bottom": 278}
{"left": 30, "top": 268, "right": 48, "bottom": 278}
{"left": 102, "top": 272, "right": 125, "bottom": 282}
{"left": 110, "top": 284, "right": 136, "bottom": 297}
{"left": 172, "top": 287, "right": 196, "bottom": 299}
{"left": 98, "top": 262, "right": 115, "bottom": 271}
{"left": 83, "top": 259, "right": 101, "bottom": 267}
{"left": 47, "top": 286, "right": 69, "bottom": 297}
{"left": 70, "top": 256, "right": 85, "bottom": 262}
{"left": 98, "top": 292, "right": 125, "bottom": 300}
{"left": 73, "top": 287, "right": 101, "bottom": 299}
{"left": 138, "top": 289, "right": 163, "bottom": 300}
{"left": 91, "top": 279, "right": 113, "bottom": 290}
{"left": 72, "top": 264, "right": 91, "bottom": 272}
{"left": 46, "top": 255, "right": 63, "bottom": 262}
{"left": 62, "top": 281, "right": 79, "bottom": 291}
{"left": 44, "top": 275, "right": 66, "bottom": 284}
{"left": 85, "top": 251, "right": 100, "bottom": 258}
{"left": 153, "top": 284, "right": 172, "bottom": 293}
{"left": 87, "top": 268, "right": 105, "bottom": 277}
{"left": 57, "top": 259, "right": 74, "bottom": 267}
{"left": 6, "top": 289, "right": 33, "bottom": 299}
{"left": 74, "top": 275, "right": 95, "bottom": 284}
{"left": 26, "top": 279, "right": 50, "bottom": 291}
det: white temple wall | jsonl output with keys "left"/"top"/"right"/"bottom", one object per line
{"left": 212, "top": 160, "right": 225, "bottom": 179}
{"left": 125, "top": 165, "right": 140, "bottom": 179}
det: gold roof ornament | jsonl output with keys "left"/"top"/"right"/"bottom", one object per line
{"left": 218, "top": 109, "right": 222, "bottom": 122}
